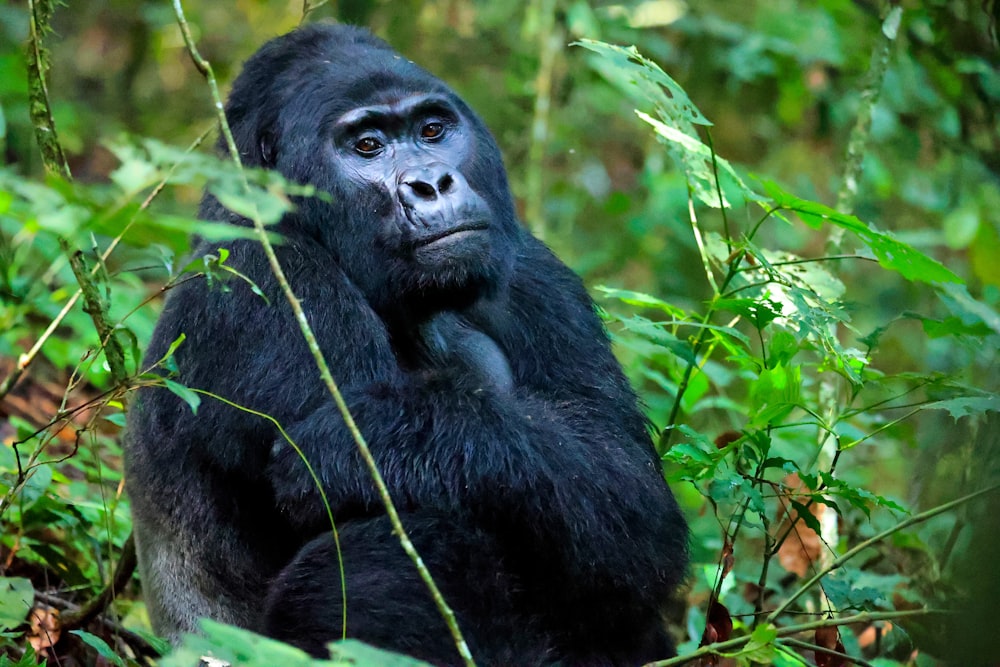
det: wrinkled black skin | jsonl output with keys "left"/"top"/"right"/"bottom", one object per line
{"left": 125, "top": 23, "right": 688, "bottom": 667}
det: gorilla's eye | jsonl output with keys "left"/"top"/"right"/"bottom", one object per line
{"left": 421, "top": 122, "right": 445, "bottom": 140}
{"left": 354, "top": 137, "right": 383, "bottom": 156}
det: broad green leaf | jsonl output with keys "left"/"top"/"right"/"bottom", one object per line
{"left": 161, "top": 620, "right": 432, "bottom": 667}
{"left": 69, "top": 631, "right": 125, "bottom": 667}
{"left": 0, "top": 577, "right": 33, "bottom": 631}
{"left": 617, "top": 316, "right": 697, "bottom": 363}
{"left": 922, "top": 395, "right": 1000, "bottom": 421}
{"left": 574, "top": 40, "right": 711, "bottom": 125}
{"left": 768, "top": 329, "right": 799, "bottom": 367}
{"left": 577, "top": 39, "right": 765, "bottom": 209}
{"left": 708, "top": 470, "right": 745, "bottom": 503}
{"left": 715, "top": 298, "right": 782, "bottom": 329}
{"left": 749, "top": 365, "right": 801, "bottom": 426}
{"left": 824, "top": 569, "right": 901, "bottom": 610}
{"left": 0, "top": 646, "right": 41, "bottom": 667}
{"left": 937, "top": 282, "right": 1000, "bottom": 336}
{"left": 731, "top": 623, "right": 778, "bottom": 663}
{"left": 210, "top": 181, "right": 293, "bottom": 226}
{"left": 637, "top": 110, "right": 756, "bottom": 209}
{"left": 788, "top": 500, "right": 822, "bottom": 534}
{"left": 820, "top": 475, "right": 907, "bottom": 515}
{"left": 741, "top": 478, "right": 768, "bottom": 516}
{"left": 762, "top": 180, "right": 961, "bottom": 284}
{"left": 330, "top": 639, "right": 435, "bottom": 666}
{"left": 597, "top": 286, "right": 687, "bottom": 317}
{"left": 917, "top": 315, "right": 993, "bottom": 339}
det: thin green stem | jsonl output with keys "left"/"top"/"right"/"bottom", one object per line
{"left": 170, "top": 4, "right": 474, "bottom": 662}
{"left": 644, "top": 608, "right": 940, "bottom": 667}
{"left": 766, "top": 484, "right": 999, "bottom": 622}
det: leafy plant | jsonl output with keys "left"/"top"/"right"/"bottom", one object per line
{"left": 588, "top": 27, "right": 999, "bottom": 667}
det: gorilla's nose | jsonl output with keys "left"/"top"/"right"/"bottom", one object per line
{"left": 399, "top": 165, "right": 455, "bottom": 203}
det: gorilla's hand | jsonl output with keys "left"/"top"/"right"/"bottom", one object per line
{"left": 419, "top": 312, "right": 514, "bottom": 394}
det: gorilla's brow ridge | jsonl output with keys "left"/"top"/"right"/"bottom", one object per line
{"left": 334, "top": 94, "right": 457, "bottom": 133}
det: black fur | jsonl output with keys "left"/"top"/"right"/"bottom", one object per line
{"left": 125, "top": 23, "right": 688, "bottom": 666}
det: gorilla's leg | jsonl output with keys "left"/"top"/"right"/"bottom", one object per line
{"left": 264, "top": 513, "right": 552, "bottom": 666}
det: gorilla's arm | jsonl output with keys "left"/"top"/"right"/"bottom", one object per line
{"left": 415, "top": 311, "right": 515, "bottom": 394}
{"left": 135, "top": 235, "right": 682, "bottom": 638}
{"left": 263, "top": 236, "right": 686, "bottom": 604}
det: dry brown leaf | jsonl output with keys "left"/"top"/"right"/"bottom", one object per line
{"left": 857, "top": 621, "right": 893, "bottom": 649}
{"left": 814, "top": 625, "right": 846, "bottom": 667}
{"left": 700, "top": 598, "right": 733, "bottom": 646}
{"left": 27, "top": 605, "right": 61, "bottom": 653}
{"left": 776, "top": 473, "right": 824, "bottom": 577}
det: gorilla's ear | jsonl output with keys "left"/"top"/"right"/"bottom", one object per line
{"left": 260, "top": 129, "right": 278, "bottom": 168}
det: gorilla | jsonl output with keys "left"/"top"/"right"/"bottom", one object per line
{"left": 125, "top": 22, "right": 688, "bottom": 666}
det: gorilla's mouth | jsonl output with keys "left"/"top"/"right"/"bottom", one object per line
{"left": 410, "top": 221, "right": 489, "bottom": 249}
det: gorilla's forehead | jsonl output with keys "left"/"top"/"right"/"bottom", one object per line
{"left": 280, "top": 52, "right": 448, "bottom": 115}
{"left": 333, "top": 67, "right": 448, "bottom": 106}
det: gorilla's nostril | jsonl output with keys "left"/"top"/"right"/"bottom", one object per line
{"left": 438, "top": 174, "right": 454, "bottom": 194}
{"left": 408, "top": 180, "right": 436, "bottom": 198}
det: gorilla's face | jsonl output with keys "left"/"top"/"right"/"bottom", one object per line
{"left": 329, "top": 93, "right": 494, "bottom": 272}
{"left": 226, "top": 29, "right": 520, "bottom": 324}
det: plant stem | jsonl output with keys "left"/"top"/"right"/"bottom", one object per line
{"left": 766, "top": 484, "right": 999, "bottom": 622}
{"left": 171, "top": 4, "right": 475, "bottom": 663}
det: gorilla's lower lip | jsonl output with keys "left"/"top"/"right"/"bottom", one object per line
{"left": 412, "top": 222, "right": 489, "bottom": 248}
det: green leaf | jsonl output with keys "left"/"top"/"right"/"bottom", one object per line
{"left": 768, "top": 329, "right": 799, "bottom": 367}
{"left": 597, "top": 286, "right": 687, "bottom": 317}
{"left": 741, "top": 478, "right": 768, "bottom": 516}
{"left": 103, "top": 412, "right": 127, "bottom": 427}
{"left": 922, "top": 395, "right": 1000, "bottom": 421}
{"left": 16, "top": 464, "right": 53, "bottom": 512}
{"left": 163, "top": 379, "right": 201, "bottom": 414}
{"left": 715, "top": 298, "right": 782, "bottom": 329}
{"left": 329, "top": 639, "right": 436, "bottom": 666}
{"left": 739, "top": 623, "right": 779, "bottom": 663}
{"left": 0, "top": 577, "right": 33, "bottom": 631}
{"left": 69, "top": 630, "right": 125, "bottom": 667}
{"left": 617, "top": 316, "right": 697, "bottom": 363}
{"left": 824, "top": 568, "right": 900, "bottom": 610}
{"left": 667, "top": 443, "right": 715, "bottom": 466}
{"left": 749, "top": 365, "right": 801, "bottom": 426}
{"left": 573, "top": 40, "right": 711, "bottom": 125}
{"left": 916, "top": 315, "right": 993, "bottom": 338}
{"left": 636, "top": 110, "right": 754, "bottom": 209}
{"left": 761, "top": 181, "right": 961, "bottom": 284}
{"left": 821, "top": 475, "right": 907, "bottom": 516}
{"left": 161, "top": 620, "right": 432, "bottom": 667}
{"left": 576, "top": 39, "right": 765, "bottom": 209}
{"left": 788, "top": 500, "right": 822, "bottom": 534}
{"left": 0, "top": 645, "right": 41, "bottom": 667}
{"left": 937, "top": 282, "right": 1000, "bottom": 336}
{"left": 210, "top": 181, "right": 292, "bottom": 226}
